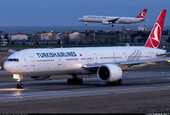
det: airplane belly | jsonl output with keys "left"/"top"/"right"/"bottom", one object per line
{"left": 86, "top": 18, "right": 102, "bottom": 23}
{"left": 19, "top": 63, "right": 90, "bottom": 76}
{"left": 117, "top": 18, "right": 140, "bottom": 24}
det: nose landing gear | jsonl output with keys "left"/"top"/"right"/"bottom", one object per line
{"left": 13, "top": 74, "right": 24, "bottom": 89}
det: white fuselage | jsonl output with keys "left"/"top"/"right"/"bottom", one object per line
{"left": 79, "top": 15, "right": 146, "bottom": 24}
{"left": 4, "top": 46, "right": 166, "bottom": 77}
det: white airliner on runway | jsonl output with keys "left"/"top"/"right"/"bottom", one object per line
{"left": 4, "top": 9, "right": 169, "bottom": 89}
{"left": 79, "top": 9, "right": 148, "bottom": 26}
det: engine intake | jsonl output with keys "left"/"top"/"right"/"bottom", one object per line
{"left": 97, "top": 64, "right": 122, "bottom": 82}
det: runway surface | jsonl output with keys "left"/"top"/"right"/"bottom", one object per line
{"left": 0, "top": 69, "right": 170, "bottom": 103}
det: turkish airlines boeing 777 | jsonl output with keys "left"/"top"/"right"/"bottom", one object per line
{"left": 4, "top": 9, "right": 169, "bottom": 89}
{"left": 79, "top": 9, "right": 147, "bottom": 26}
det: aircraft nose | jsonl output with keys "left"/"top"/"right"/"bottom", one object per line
{"left": 78, "top": 18, "right": 83, "bottom": 21}
{"left": 3, "top": 61, "right": 16, "bottom": 73}
{"left": 4, "top": 62, "right": 10, "bottom": 72}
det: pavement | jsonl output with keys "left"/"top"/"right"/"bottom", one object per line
{"left": 0, "top": 69, "right": 170, "bottom": 113}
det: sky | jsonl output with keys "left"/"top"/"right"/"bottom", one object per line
{"left": 0, "top": 0, "right": 169, "bottom": 27}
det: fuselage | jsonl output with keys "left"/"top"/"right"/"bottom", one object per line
{"left": 4, "top": 46, "right": 166, "bottom": 77}
{"left": 79, "top": 15, "right": 146, "bottom": 24}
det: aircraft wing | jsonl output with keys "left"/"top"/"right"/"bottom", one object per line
{"left": 82, "top": 57, "right": 170, "bottom": 68}
{"left": 107, "top": 17, "right": 120, "bottom": 24}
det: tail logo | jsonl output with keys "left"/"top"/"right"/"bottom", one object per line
{"left": 141, "top": 12, "right": 145, "bottom": 17}
{"left": 150, "top": 23, "right": 161, "bottom": 48}
{"left": 144, "top": 9, "right": 166, "bottom": 48}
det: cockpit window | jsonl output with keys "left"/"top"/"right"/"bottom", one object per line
{"left": 7, "top": 58, "right": 19, "bottom": 62}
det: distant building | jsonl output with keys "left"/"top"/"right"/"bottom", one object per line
{"left": 138, "top": 26, "right": 148, "bottom": 31}
{"left": 40, "top": 30, "right": 57, "bottom": 40}
{"left": 69, "top": 32, "right": 81, "bottom": 40}
{"left": 9, "top": 32, "right": 28, "bottom": 40}
{"left": 40, "top": 31, "right": 52, "bottom": 40}
{"left": 0, "top": 34, "right": 8, "bottom": 46}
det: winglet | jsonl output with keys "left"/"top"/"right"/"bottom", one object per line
{"left": 136, "top": 9, "right": 147, "bottom": 18}
{"left": 145, "top": 9, "right": 167, "bottom": 48}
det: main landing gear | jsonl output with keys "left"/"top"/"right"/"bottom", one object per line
{"left": 106, "top": 79, "right": 122, "bottom": 86}
{"left": 67, "top": 74, "right": 83, "bottom": 85}
{"left": 13, "top": 74, "right": 24, "bottom": 89}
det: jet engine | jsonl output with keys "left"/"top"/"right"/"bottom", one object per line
{"left": 102, "top": 20, "right": 110, "bottom": 25}
{"left": 30, "top": 76, "right": 50, "bottom": 80}
{"left": 97, "top": 64, "right": 122, "bottom": 82}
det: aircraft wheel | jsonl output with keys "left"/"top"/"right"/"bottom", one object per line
{"left": 117, "top": 79, "right": 122, "bottom": 85}
{"left": 106, "top": 81, "right": 117, "bottom": 86}
{"left": 106, "top": 79, "right": 122, "bottom": 86}
{"left": 17, "top": 84, "right": 24, "bottom": 89}
{"left": 67, "top": 78, "right": 72, "bottom": 85}
{"left": 77, "top": 78, "right": 83, "bottom": 84}
{"left": 67, "top": 78, "right": 83, "bottom": 85}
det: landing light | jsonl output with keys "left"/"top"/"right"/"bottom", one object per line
{"left": 83, "top": 65, "right": 87, "bottom": 68}
{"left": 13, "top": 74, "right": 23, "bottom": 81}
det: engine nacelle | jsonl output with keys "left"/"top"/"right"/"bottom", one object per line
{"left": 97, "top": 64, "right": 122, "bottom": 82}
{"left": 102, "top": 20, "right": 110, "bottom": 25}
{"left": 30, "top": 76, "right": 50, "bottom": 80}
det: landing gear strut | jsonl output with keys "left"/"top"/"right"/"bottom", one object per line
{"left": 13, "top": 74, "right": 24, "bottom": 89}
{"left": 67, "top": 74, "right": 83, "bottom": 85}
{"left": 106, "top": 79, "right": 122, "bottom": 86}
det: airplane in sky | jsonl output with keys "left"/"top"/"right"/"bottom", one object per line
{"left": 79, "top": 9, "right": 148, "bottom": 26}
{"left": 4, "top": 9, "right": 169, "bottom": 89}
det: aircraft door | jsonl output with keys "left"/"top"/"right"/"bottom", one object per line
{"left": 56, "top": 57, "right": 66, "bottom": 73}
{"left": 94, "top": 53, "right": 98, "bottom": 64}
{"left": 57, "top": 58, "right": 62, "bottom": 69}
{"left": 23, "top": 55, "right": 35, "bottom": 67}
{"left": 113, "top": 52, "right": 116, "bottom": 63}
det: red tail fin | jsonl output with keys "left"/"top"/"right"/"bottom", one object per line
{"left": 145, "top": 9, "right": 166, "bottom": 48}
{"left": 136, "top": 9, "right": 147, "bottom": 18}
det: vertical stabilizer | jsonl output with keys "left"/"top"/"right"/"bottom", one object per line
{"left": 136, "top": 9, "right": 147, "bottom": 18}
{"left": 145, "top": 9, "right": 166, "bottom": 48}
